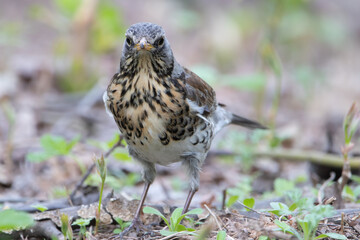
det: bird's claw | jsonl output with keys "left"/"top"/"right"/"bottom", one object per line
{"left": 118, "top": 218, "right": 148, "bottom": 239}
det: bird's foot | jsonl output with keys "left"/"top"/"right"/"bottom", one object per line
{"left": 118, "top": 218, "right": 148, "bottom": 239}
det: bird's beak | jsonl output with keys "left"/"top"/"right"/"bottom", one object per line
{"left": 135, "top": 37, "right": 153, "bottom": 51}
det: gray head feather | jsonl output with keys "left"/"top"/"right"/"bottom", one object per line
{"left": 121, "top": 22, "right": 176, "bottom": 77}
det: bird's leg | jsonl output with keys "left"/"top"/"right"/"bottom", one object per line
{"left": 182, "top": 156, "right": 202, "bottom": 214}
{"left": 119, "top": 161, "right": 156, "bottom": 239}
{"left": 119, "top": 182, "right": 150, "bottom": 238}
{"left": 182, "top": 188, "right": 198, "bottom": 214}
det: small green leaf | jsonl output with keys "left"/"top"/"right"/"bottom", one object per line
{"left": 113, "top": 152, "right": 132, "bottom": 161}
{"left": 226, "top": 195, "right": 239, "bottom": 207}
{"left": 258, "top": 236, "right": 269, "bottom": 240}
{"left": 216, "top": 230, "right": 226, "bottom": 240}
{"left": 0, "top": 209, "right": 34, "bottom": 231}
{"left": 143, "top": 206, "right": 169, "bottom": 227}
{"left": 243, "top": 198, "right": 255, "bottom": 211}
{"left": 31, "top": 204, "right": 48, "bottom": 212}
{"left": 170, "top": 208, "right": 183, "bottom": 231}
{"left": 289, "top": 202, "right": 298, "bottom": 211}
{"left": 315, "top": 233, "right": 347, "bottom": 239}
{"left": 274, "top": 219, "right": 291, "bottom": 233}
{"left": 72, "top": 218, "right": 91, "bottom": 227}
{"left": 26, "top": 151, "right": 53, "bottom": 163}
{"left": 175, "top": 224, "right": 187, "bottom": 232}
{"left": 159, "top": 230, "right": 177, "bottom": 236}
{"left": 184, "top": 208, "right": 203, "bottom": 216}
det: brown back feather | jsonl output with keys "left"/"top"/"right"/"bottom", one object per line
{"left": 183, "top": 68, "right": 217, "bottom": 115}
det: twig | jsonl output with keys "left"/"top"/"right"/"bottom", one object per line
{"left": 254, "top": 149, "right": 360, "bottom": 168}
{"left": 69, "top": 136, "right": 124, "bottom": 202}
{"left": 221, "top": 189, "right": 226, "bottom": 211}
{"left": 203, "top": 204, "right": 223, "bottom": 231}
{"left": 340, "top": 212, "right": 345, "bottom": 235}
{"left": 317, "top": 172, "right": 335, "bottom": 204}
{"left": 210, "top": 148, "right": 360, "bottom": 168}
{"left": 236, "top": 201, "right": 269, "bottom": 216}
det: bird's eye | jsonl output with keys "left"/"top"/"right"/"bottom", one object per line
{"left": 126, "top": 37, "right": 133, "bottom": 46}
{"left": 158, "top": 37, "right": 164, "bottom": 46}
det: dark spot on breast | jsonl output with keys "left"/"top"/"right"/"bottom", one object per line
{"left": 167, "top": 126, "right": 178, "bottom": 134}
{"left": 165, "top": 89, "right": 173, "bottom": 97}
{"left": 148, "top": 102, "right": 156, "bottom": 112}
{"left": 135, "top": 128, "right": 141, "bottom": 138}
{"left": 172, "top": 135, "right": 181, "bottom": 141}
{"left": 121, "top": 89, "right": 126, "bottom": 97}
{"left": 178, "top": 129, "right": 185, "bottom": 137}
{"left": 159, "top": 132, "right": 169, "bottom": 145}
{"left": 180, "top": 118, "right": 188, "bottom": 128}
{"left": 187, "top": 126, "right": 194, "bottom": 133}
{"left": 190, "top": 136, "right": 199, "bottom": 145}
{"left": 170, "top": 119, "right": 177, "bottom": 126}
{"left": 185, "top": 104, "right": 189, "bottom": 113}
{"left": 141, "top": 110, "right": 148, "bottom": 120}
{"left": 176, "top": 109, "right": 184, "bottom": 116}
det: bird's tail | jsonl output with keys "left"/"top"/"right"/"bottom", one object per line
{"left": 231, "top": 114, "right": 267, "bottom": 129}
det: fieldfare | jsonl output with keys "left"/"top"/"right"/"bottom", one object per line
{"left": 104, "top": 22, "right": 266, "bottom": 237}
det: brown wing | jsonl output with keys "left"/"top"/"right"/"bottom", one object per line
{"left": 183, "top": 68, "right": 217, "bottom": 116}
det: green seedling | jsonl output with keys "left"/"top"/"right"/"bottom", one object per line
{"left": 60, "top": 213, "right": 73, "bottom": 240}
{"left": 216, "top": 230, "right": 226, "bottom": 240}
{"left": 143, "top": 206, "right": 203, "bottom": 236}
{"left": 95, "top": 155, "right": 106, "bottom": 235}
{"left": 339, "top": 103, "right": 360, "bottom": 191}
{"left": 0, "top": 209, "right": 34, "bottom": 232}
{"left": 226, "top": 176, "right": 253, "bottom": 208}
{"left": 270, "top": 197, "right": 347, "bottom": 240}
{"left": 113, "top": 218, "right": 131, "bottom": 234}
{"left": 243, "top": 197, "right": 255, "bottom": 211}
{"left": 31, "top": 204, "right": 48, "bottom": 212}
{"left": 26, "top": 134, "right": 79, "bottom": 163}
{"left": 72, "top": 218, "right": 91, "bottom": 239}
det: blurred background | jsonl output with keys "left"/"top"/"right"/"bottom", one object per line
{"left": 0, "top": 0, "right": 359, "bottom": 210}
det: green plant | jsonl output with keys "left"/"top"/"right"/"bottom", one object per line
{"left": 72, "top": 218, "right": 91, "bottom": 239}
{"left": 143, "top": 206, "right": 203, "bottom": 236}
{"left": 216, "top": 230, "right": 226, "bottom": 240}
{"left": 31, "top": 204, "right": 48, "bottom": 212}
{"left": 113, "top": 218, "right": 131, "bottom": 234}
{"left": 0, "top": 209, "right": 34, "bottom": 232}
{"left": 339, "top": 103, "right": 360, "bottom": 191}
{"left": 60, "top": 213, "right": 73, "bottom": 240}
{"left": 95, "top": 155, "right": 106, "bottom": 234}
{"left": 26, "top": 134, "right": 79, "bottom": 163}
{"left": 243, "top": 197, "right": 255, "bottom": 211}
{"left": 226, "top": 176, "right": 253, "bottom": 207}
{"left": 269, "top": 193, "right": 346, "bottom": 240}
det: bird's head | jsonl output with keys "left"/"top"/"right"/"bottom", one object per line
{"left": 121, "top": 22, "right": 174, "bottom": 77}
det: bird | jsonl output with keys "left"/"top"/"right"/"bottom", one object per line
{"left": 103, "top": 22, "right": 266, "bottom": 237}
